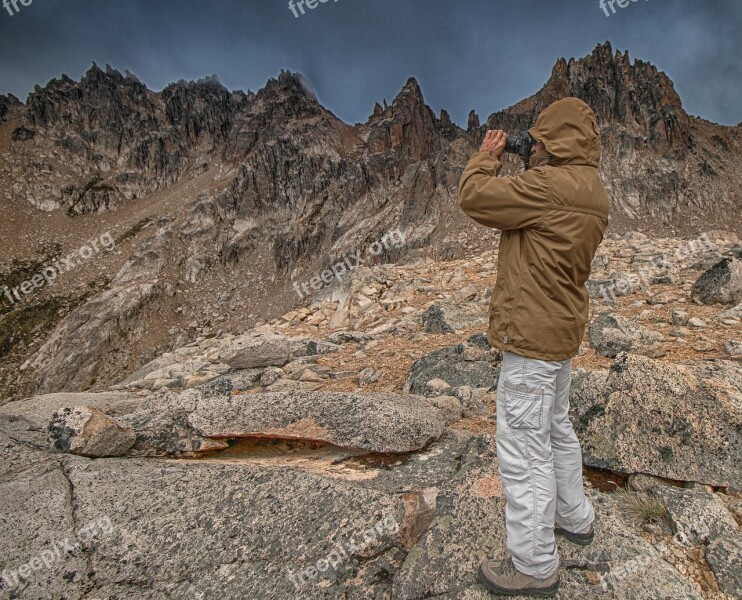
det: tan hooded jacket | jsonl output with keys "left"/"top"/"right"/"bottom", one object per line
{"left": 458, "top": 98, "right": 609, "bottom": 360}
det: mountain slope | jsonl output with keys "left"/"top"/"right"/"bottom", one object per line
{"left": 0, "top": 42, "right": 740, "bottom": 398}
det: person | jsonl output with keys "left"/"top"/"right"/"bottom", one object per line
{"left": 457, "top": 97, "right": 610, "bottom": 597}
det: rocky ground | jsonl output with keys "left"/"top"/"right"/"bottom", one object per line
{"left": 0, "top": 229, "right": 740, "bottom": 599}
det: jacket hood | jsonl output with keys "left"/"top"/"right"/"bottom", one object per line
{"left": 528, "top": 98, "right": 601, "bottom": 167}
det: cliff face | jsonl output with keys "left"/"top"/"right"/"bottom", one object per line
{"left": 0, "top": 43, "right": 740, "bottom": 396}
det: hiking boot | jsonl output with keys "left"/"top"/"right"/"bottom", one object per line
{"left": 555, "top": 522, "right": 595, "bottom": 546}
{"left": 478, "top": 558, "right": 560, "bottom": 597}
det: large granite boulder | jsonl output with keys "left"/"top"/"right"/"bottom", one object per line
{"left": 188, "top": 391, "right": 447, "bottom": 453}
{"left": 110, "top": 389, "right": 447, "bottom": 456}
{"left": 571, "top": 353, "right": 742, "bottom": 487}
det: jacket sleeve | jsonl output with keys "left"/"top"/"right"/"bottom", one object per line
{"left": 458, "top": 151, "right": 550, "bottom": 230}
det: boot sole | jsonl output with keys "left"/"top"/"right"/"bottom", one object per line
{"left": 554, "top": 527, "right": 594, "bottom": 546}
{"left": 478, "top": 565, "right": 560, "bottom": 598}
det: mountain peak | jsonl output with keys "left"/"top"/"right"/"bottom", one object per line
{"left": 499, "top": 41, "right": 692, "bottom": 154}
{"left": 393, "top": 77, "right": 425, "bottom": 108}
{"left": 263, "top": 69, "right": 319, "bottom": 103}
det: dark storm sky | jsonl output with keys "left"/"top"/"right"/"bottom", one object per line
{"left": 1, "top": 0, "right": 740, "bottom": 127}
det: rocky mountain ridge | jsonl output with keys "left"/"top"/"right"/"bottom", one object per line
{"left": 1, "top": 41, "right": 740, "bottom": 403}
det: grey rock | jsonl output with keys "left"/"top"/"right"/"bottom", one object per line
{"left": 652, "top": 486, "right": 739, "bottom": 546}
{"left": 422, "top": 378, "right": 453, "bottom": 397}
{"left": 219, "top": 331, "right": 340, "bottom": 370}
{"left": 324, "top": 331, "right": 374, "bottom": 344}
{"left": 292, "top": 338, "right": 341, "bottom": 358}
{"left": 724, "top": 340, "right": 742, "bottom": 358}
{"left": 691, "top": 256, "right": 742, "bottom": 305}
{"left": 466, "top": 332, "right": 492, "bottom": 350}
{"left": 571, "top": 353, "right": 742, "bottom": 487}
{"left": 219, "top": 331, "right": 294, "bottom": 368}
{"left": 0, "top": 391, "right": 142, "bottom": 448}
{"left": 404, "top": 343, "right": 498, "bottom": 395}
{"left": 0, "top": 434, "right": 88, "bottom": 599}
{"left": 706, "top": 533, "right": 742, "bottom": 597}
{"left": 671, "top": 310, "right": 690, "bottom": 325}
{"left": 719, "top": 303, "right": 742, "bottom": 320}
{"left": 118, "top": 389, "right": 229, "bottom": 456}
{"left": 188, "top": 391, "right": 446, "bottom": 453}
{"left": 0, "top": 391, "right": 141, "bottom": 429}
{"left": 589, "top": 313, "right": 635, "bottom": 357}
{"left": 260, "top": 366, "right": 285, "bottom": 387}
{"left": 454, "top": 386, "right": 489, "bottom": 417}
{"left": 687, "top": 316, "right": 707, "bottom": 328}
{"left": 421, "top": 302, "right": 486, "bottom": 334}
{"left": 357, "top": 367, "right": 381, "bottom": 386}
{"left": 60, "top": 456, "right": 408, "bottom": 600}
{"left": 48, "top": 406, "right": 136, "bottom": 458}
{"left": 425, "top": 395, "right": 463, "bottom": 425}
{"left": 686, "top": 360, "right": 742, "bottom": 394}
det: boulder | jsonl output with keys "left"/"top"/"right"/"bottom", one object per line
{"left": 218, "top": 331, "right": 294, "bottom": 368}
{"left": 425, "top": 396, "right": 463, "bottom": 425}
{"left": 570, "top": 353, "right": 742, "bottom": 487}
{"left": 404, "top": 341, "right": 498, "bottom": 396}
{"left": 0, "top": 391, "right": 142, "bottom": 449}
{"left": 588, "top": 313, "right": 664, "bottom": 358}
{"left": 118, "top": 389, "right": 229, "bottom": 456}
{"left": 0, "top": 391, "right": 141, "bottom": 428}
{"left": 652, "top": 486, "right": 739, "bottom": 546}
{"left": 724, "top": 340, "right": 742, "bottom": 358}
{"left": 48, "top": 406, "right": 136, "bottom": 457}
{"left": 691, "top": 256, "right": 742, "bottom": 305}
{"left": 188, "top": 391, "right": 446, "bottom": 453}
{"left": 357, "top": 367, "right": 381, "bottom": 386}
{"left": 589, "top": 313, "right": 636, "bottom": 357}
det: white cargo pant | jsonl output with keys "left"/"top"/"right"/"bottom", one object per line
{"left": 496, "top": 351, "right": 595, "bottom": 578}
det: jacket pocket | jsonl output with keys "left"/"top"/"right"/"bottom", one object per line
{"left": 502, "top": 381, "right": 544, "bottom": 429}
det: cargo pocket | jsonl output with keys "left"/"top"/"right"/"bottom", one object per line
{"left": 502, "top": 381, "right": 544, "bottom": 430}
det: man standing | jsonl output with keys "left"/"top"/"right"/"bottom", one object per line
{"left": 458, "top": 98, "right": 609, "bottom": 597}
